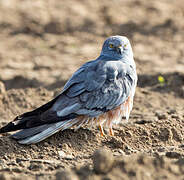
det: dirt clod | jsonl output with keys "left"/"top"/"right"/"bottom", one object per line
{"left": 166, "top": 152, "right": 182, "bottom": 159}
{"left": 93, "top": 148, "right": 114, "bottom": 174}
{"left": 55, "top": 169, "right": 79, "bottom": 180}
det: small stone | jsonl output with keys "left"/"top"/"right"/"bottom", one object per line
{"left": 58, "top": 151, "right": 65, "bottom": 157}
{"left": 113, "top": 149, "right": 126, "bottom": 156}
{"left": 93, "top": 148, "right": 114, "bottom": 174}
{"left": 16, "top": 158, "right": 23, "bottom": 163}
{"left": 44, "top": 142, "right": 49, "bottom": 147}
{"left": 12, "top": 167, "right": 22, "bottom": 173}
{"left": 167, "top": 109, "right": 176, "bottom": 114}
{"left": 179, "top": 144, "right": 184, "bottom": 148}
{"left": 30, "top": 159, "right": 55, "bottom": 164}
{"left": 155, "top": 112, "right": 167, "bottom": 120}
{"left": 65, "top": 155, "right": 74, "bottom": 160}
{"left": 166, "top": 151, "right": 181, "bottom": 159}
{"left": 20, "top": 149, "right": 27, "bottom": 154}
{"left": 171, "top": 114, "right": 179, "bottom": 119}
{"left": 55, "top": 169, "right": 79, "bottom": 180}
{"left": 113, "top": 152, "right": 120, "bottom": 156}
{"left": 2, "top": 156, "right": 8, "bottom": 161}
{"left": 84, "top": 133, "right": 88, "bottom": 141}
{"left": 62, "top": 143, "right": 69, "bottom": 151}
{"left": 117, "top": 149, "right": 125, "bottom": 155}
{"left": 157, "top": 147, "right": 166, "bottom": 152}
{"left": 28, "top": 163, "right": 43, "bottom": 171}
{"left": 58, "top": 151, "right": 74, "bottom": 160}
{"left": 18, "top": 162, "right": 25, "bottom": 168}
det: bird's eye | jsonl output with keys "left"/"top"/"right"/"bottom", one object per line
{"left": 109, "top": 44, "right": 114, "bottom": 48}
{"left": 124, "top": 44, "right": 127, "bottom": 48}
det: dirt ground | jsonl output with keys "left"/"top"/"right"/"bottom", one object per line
{"left": 0, "top": 0, "right": 184, "bottom": 179}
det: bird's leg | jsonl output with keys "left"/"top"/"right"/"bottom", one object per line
{"left": 99, "top": 124, "right": 105, "bottom": 136}
{"left": 123, "top": 96, "right": 131, "bottom": 121}
{"left": 109, "top": 127, "right": 114, "bottom": 136}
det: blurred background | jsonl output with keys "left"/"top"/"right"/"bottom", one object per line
{"left": 0, "top": 0, "right": 183, "bottom": 91}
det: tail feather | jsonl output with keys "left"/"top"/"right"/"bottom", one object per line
{"left": 0, "top": 115, "right": 38, "bottom": 133}
{"left": 18, "top": 119, "right": 79, "bottom": 144}
{"left": 0, "top": 95, "right": 61, "bottom": 134}
{"left": 11, "top": 124, "right": 50, "bottom": 140}
{"left": 0, "top": 93, "right": 82, "bottom": 144}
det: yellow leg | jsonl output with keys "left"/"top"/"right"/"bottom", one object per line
{"left": 109, "top": 127, "right": 114, "bottom": 136}
{"left": 99, "top": 125, "right": 105, "bottom": 136}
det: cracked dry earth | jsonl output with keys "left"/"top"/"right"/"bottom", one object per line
{"left": 0, "top": 0, "right": 184, "bottom": 179}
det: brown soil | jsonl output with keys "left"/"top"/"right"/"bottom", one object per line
{"left": 0, "top": 0, "right": 184, "bottom": 179}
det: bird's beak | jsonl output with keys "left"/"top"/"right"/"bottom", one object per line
{"left": 116, "top": 46, "right": 123, "bottom": 55}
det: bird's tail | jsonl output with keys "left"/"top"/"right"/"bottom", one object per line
{"left": 0, "top": 95, "right": 61, "bottom": 134}
{"left": 0, "top": 115, "right": 39, "bottom": 134}
{"left": 11, "top": 119, "right": 79, "bottom": 144}
{"left": 0, "top": 94, "right": 80, "bottom": 144}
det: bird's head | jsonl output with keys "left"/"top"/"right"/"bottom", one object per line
{"left": 100, "top": 35, "right": 134, "bottom": 62}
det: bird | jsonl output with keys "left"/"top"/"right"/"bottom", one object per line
{"left": 0, "top": 35, "right": 137, "bottom": 144}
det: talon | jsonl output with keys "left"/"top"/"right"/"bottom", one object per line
{"left": 99, "top": 125, "right": 105, "bottom": 136}
{"left": 109, "top": 127, "right": 114, "bottom": 136}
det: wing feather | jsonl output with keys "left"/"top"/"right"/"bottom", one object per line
{"left": 54, "top": 58, "right": 136, "bottom": 118}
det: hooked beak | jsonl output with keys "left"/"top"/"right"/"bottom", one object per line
{"left": 115, "top": 46, "right": 123, "bottom": 55}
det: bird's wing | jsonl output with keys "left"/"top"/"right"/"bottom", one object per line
{"left": 54, "top": 59, "right": 136, "bottom": 117}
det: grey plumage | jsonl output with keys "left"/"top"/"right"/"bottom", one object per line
{"left": 0, "top": 35, "right": 137, "bottom": 144}
{"left": 18, "top": 120, "right": 78, "bottom": 144}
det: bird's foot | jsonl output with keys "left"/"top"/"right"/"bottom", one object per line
{"left": 99, "top": 125, "right": 105, "bottom": 136}
{"left": 109, "top": 127, "right": 114, "bottom": 136}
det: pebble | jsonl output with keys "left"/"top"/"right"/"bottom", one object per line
{"left": 179, "top": 144, "right": 184, "bottom": 148}
{"left": 55, "top": 169, "right": 79, "bottom": 180}
{"left": 118, "top": 149, "right": 126, "bottom": 155}
{"left": 93, "top": 148, "right": 114, "bottom": 174}
{"left": 28, "top": 163, "right": 43, "bottom": 171}
{"left": 155, "top": 112, "right": 167, "bottom": 120}
{"left": 171, "top": 114, "right": 180, "bottom": 119}
{"left": 167, "top": 109, "right": 176, "bottom": 114}
{"left": 16, "top": 158, "right": 25, "bottom": 163}
{"left": 12, "top": 167, "right": 22, "bottom": 173}
{"left": 44, "top": 142, "right": 49, "bottom": 147}
{"left": 3, "top": 156, "right": 8, "bottom": 161}
{"left": 166, "top": 151, "right": 181, "bottom": 159}
{"left": 157, "top": 147, "right": 166, "bottom": 152}
{"left": 113, "top": 149, "right": 126, "bottom": 156}
{"left": 62, "top": 143, "right": 69, "bottom": 151}
{"left": 58, "top": 151, "right": 74, "bottom": 160}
